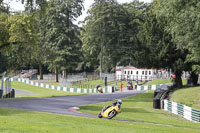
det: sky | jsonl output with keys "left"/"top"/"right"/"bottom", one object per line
{"left": 8, "top": 0, "right": 152, "bottom": 24}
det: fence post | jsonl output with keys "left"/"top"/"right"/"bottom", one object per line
{"left": 105, "top": 77, "right": 107, "bottom": 89}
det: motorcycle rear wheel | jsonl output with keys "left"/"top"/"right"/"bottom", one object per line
{"left": 108, "top": 110, "right": 116, "bottom": 119}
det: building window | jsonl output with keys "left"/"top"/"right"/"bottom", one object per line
{"left": 149, "top": 71, "right": 151, "bottom": 75}
{"left": 124, "top": 71, "right": 126, "bottom": 74}
{"left": 142, "top": 71, "right": 144, "bottom": 75}
{"left": 145, "top": 71, "right": 147, "bottom": 75}
{"left": 131, "top": 71, "right": 133, "bottom": 74}
{"left": 136, "top": 71, "right": 138, "bottom": 74}
{"left": 128, "top": 71, "right": 130, "bottom": 75}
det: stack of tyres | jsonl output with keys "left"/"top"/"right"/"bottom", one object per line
{"left": 0, "top": 90, "right": 3, "bottom": 98}
{"left": 153, "top": 88, "right": 162, "bottom": 109}
{"left": 10, "top": 89, "right": 15, "bottom": 98}
{"left": 153, "top": 83, "right": 172, "bottom": 109}
{"left": 2, "top": 89, "right": 15, "bottom": 98}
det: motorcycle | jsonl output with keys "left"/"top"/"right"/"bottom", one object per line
{"left": 96, "top": 85, "right": 103, "bottom": 93}
{"left": 98, "top": 105, "right": 121, "bottom": 119}
{"left": 127, "top": 81, "right": 133, "bottom": 90}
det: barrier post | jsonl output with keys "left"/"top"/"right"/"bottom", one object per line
{"left": 0, "top": 72, "right": 6, "bottom": 98}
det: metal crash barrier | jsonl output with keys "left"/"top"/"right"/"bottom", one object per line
{"left": 163, "top": 100, "right": 200, "bottom": 123}
{"left": 152, "top": 83, "right": 200, "bottom": 123}
{"left": 0, "top": 72, "right": 15, "bottom": 98}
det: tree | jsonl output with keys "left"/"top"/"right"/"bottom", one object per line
{"left": 42, "top": 0, "right": 84, "bottom": 82}
{"left": 0, "top": 53, "right": 7, "bottom": 73}
{"left": 155, "top": 0, "right": 200, "bottom": 85}
{"left": 122, "top": 1, "right": 148, "bottom": 68}
{"left": 6, "top": 12, "right": 39, "bottom": 71}
{"left": 0, "top": 13, "right": 9, "bottom": 51}
{"left": 81, "top": 0, "right": 146, "bottom": 73}
{"left": 139, "top": 1, "right": 189, "bottom": 88}
{"left": 21, "top": 0, "right": 47, "bottom": 12}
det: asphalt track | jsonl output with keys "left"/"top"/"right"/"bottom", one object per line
{"left": 0, "top": 90, "right": 145, "bottom": 117}
{"left": 15, "top": 89, "right": 37, "bottom": 95}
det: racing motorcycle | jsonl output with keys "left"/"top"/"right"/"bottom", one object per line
{"left": 98, "top": 105, "right": 121, "bottom": 119}
{"left": 127, "top": 81, "right": 133, "bottom": 90}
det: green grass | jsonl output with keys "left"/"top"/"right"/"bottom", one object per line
{"left": 171, "top": 86, "right": 200, "bottom": 110}
{"left": 0, "top": 107, "right": 199, "bottom": 133}
{"left": 11, "top": 81, "right": 84, "bottom": 98}
{"left": 45, "top": 82, "right": 60, "bottom": 86}
{"left": 44, "top": 80, "right": 104, "bottom": 89}
{"left": 45, "top": 79, "right": 187, "bottom": 89}
{"left": 143, "top": 79, "right": 172, "bottom": 85}
{"left": 79, "top": 91, "right": 200, "bottom": 131}
{"left": 143, "top": 79, "right": 187, "bottom": 86}
{"left": 45, "top": 80, "right": 130, "bottom": 90}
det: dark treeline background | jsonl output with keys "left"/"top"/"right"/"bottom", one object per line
{"left": 0, "top": 0, "right": 200, "bottom": 87}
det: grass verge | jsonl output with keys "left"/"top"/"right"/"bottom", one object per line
{"left": 143, "top": 79, "right": 172, "bottom": 85}
{"left": 45, "top": 80, "right": 131, "bottom": 90}
{"left": 171, "top": 86, "right": 200, "bottom": 110}
{"left": 0, "top": 107, "right": 199, "bottom": 133}
{"left": 143, "top": 79, "right": 187, "bottom": 86}
{"left": 11, "top": 81, "right": 85, "bottom": 98}
{"left": 79, "top": 91, "right": 200, "bottom": 130}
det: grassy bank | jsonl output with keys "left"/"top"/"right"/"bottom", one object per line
{"left": 79, "top": 91, "right": 200, "bottom": 130}
{"left": 143, "top": 79, "right": 172, "bottom": 85}
{"left": 0, "top": 107, "right": 199, "bottom": 133}
{"left": 11, "top": 82, "right": 84, "bottom": 98}
{"left": 143, "top": 79, "right": 187, "bottom": 86}
{"left": 36, "top": 78, "right": 185, "bottom": 90}
{"left": 45, "top": 80, "right": 131, "bottom": 90}
{"left": 171, "top": 86, "right": 200, "bottom": 110}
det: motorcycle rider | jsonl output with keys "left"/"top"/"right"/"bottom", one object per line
{"left": 102, "top": 99, "right": 122, "bottom": 112}
{"left": 112, "top": 99, "right": 122, "bottom": 109}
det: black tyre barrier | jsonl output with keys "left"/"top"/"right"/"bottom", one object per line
{"left": 112, "top": 86, "right": 115, "bottom": 93}
{"left": 153, "top": 98, "right": 160, "bottom": 109}
{"left": 11, "top": 89, "right": 15, "bottom": 98}
{"left": 1, "top": 89, "right": 15, "bottom": 98}
{"left": 153, "top": 83, "right": 172, "bottom": 109}
{"left": 4, "top": 93, "right": 9, "bottom": 98}
{"left": 0, "top": 90, "right": 3, "bottom": 98}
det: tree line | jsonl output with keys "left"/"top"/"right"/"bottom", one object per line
{"left": 0, "top": 0, "right": 199, "bottom": 88}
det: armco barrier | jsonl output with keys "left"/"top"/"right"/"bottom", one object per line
{"left": 163, "top": 99, "right": 200, "bottom": 123}
{"left": 1, "top": 77, "right": 14, "bottom": 98}
{"left": 11, "top": 78, "right": 113, "bottom": 93}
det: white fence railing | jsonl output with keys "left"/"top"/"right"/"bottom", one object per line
{"left": 163, "top": 100, "right": 200, "bottom": 123}
{"left": 11, "top": 78, "right": 114, "bottom": 93}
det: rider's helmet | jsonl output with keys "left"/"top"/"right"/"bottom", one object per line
{"left": 117, "top": 99, "right": 122, "bottom": 105}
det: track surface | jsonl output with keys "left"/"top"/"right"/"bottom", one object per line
{"left": 15, "top": 89, "right": 37, "bottom": 95}
{"left": 0, "top": 91, "right": 145, "bottom": 117}
{"left": 0, "top": 90, "right": 180, "bottom": 128}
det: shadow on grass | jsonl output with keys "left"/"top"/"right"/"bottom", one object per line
{"left": 80, "top": 105, "right": 152, "bottom": 114}
{"left": 123, "top": 99, "right": 152, "bottom": 103}
{"left": 122, "top": 107, "right": 151, "bottom": 113}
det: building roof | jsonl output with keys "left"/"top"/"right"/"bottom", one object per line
{"left": 116, "top": 66, "right": 157, "bottom": 71}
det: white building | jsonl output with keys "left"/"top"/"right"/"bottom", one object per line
{"left": 116, "top": 66, "right": 168, "bottom": 81}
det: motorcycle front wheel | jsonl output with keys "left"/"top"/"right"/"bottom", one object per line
{"left": 98, "top": 113, "right": 103, "bottom": 118}
{"left": 108, "top": 110, "right": 117, "bottom": 119}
